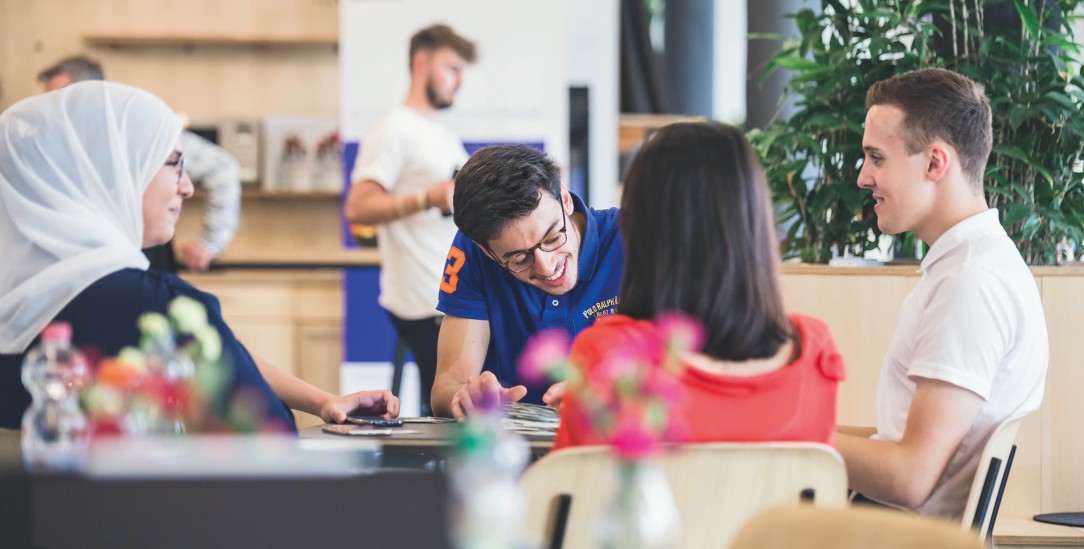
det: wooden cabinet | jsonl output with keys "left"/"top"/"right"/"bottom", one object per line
{"left": 296, "top": 325, "right": 342, "bottom": 397}
{"left": 183, "top": 270, "right": 344, "bottom": 428}
{"left": 294, "top": 281, "right": 344, "bottom": 398}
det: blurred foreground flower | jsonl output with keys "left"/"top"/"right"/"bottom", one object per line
{"left": 80, "top": 296, "right": 275, "bottom": 435}
{"left": 518, "top": 313, "right": 696, "bottom": 461}
{"left": 517, "top": 328, "right": 572, "bottom": 385}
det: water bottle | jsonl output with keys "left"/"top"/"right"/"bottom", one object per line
{"left": 449, "top": 410, "right": 530, "bottom": 549}
{"left": 21, "top": 321, "right": 90, "bottom": 470}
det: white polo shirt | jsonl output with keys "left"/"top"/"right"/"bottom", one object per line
{"left": 872, "top": 208, "right": 1048, "bottom": 519}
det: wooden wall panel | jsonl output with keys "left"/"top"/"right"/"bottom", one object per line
{"left": 77, "top": 0, "right": 338, "bottom": 39}
{"left": 173, "top": 195, "right": 348, "bottom": 262}
{"left": 0, "top": 0, "right": 338, "bottom": 115}
{"left": 1039, "top": 276, "right": 1084, "bottom": 513}
{"left": 779, "top": 268, "right": 918, "bottom": 426}
{"left": 779, "top": 267, "right": 1080, "bottom": 518}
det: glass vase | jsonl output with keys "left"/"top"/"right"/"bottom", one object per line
{"left": 135, "top": 343, "right": 194, "bottom": 435}
{"left": 596, "top": 458, "right": 681, "bottom": 549}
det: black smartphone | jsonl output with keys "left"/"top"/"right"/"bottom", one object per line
{"left": 345, "top": 416, "right": 404, "bottom": 427}
{"left": 322, "top": 425, "right": 395, "bottom": 436}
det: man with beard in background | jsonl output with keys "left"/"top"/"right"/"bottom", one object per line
{"left": 343, "top": 24, "right": 477, "bottom": 416}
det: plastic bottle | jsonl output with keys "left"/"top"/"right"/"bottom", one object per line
{"left": 449, "top": 410, "right": 530, "bottom": 549}
{"left": 21, "top": 321, "right": 90, "bottom": 470}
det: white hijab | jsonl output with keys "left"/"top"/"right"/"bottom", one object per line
{"left": 0, "top": 81, "right": 182, "bottom": 353}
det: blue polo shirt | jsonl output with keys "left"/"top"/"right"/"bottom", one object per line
{"left": 437, "top": 193, "right": 623, "bottom": 404}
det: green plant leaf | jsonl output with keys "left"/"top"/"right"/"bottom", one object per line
{"left": 770, "top": 56, "right": 824, "bottom": 72}
{"left": 1003, "top": 203, "right": 1033, "bottom": 226}
{"left": 992, "top": 144, "right": 1032, "bottom": 163}
{"left": 1012, "top": 0, "right": 1042, "bottom": 40}
{"left": 1008, "top": 106, "right": 1030, "bottom": 131}
{"left": 1042, "top": 91, "right": 1077, "bottom": 111}
{"left": 751, "top": 0, "right": 1084, "bottom": 265}
{"left": 747, "top": 32, "right": 786, "bottom": 41}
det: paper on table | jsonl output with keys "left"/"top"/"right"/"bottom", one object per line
{"left": 502, "top": 402, "right": 559, "bottom": 437}
{"left": 505, "top": 402, "right": 559, "bottom": 426}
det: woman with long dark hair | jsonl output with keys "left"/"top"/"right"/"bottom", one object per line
{"left": 553, "top": 122, "right": 844, "bottom": 448}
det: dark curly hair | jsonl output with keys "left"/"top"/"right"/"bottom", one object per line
{"left": 452, "top": 145, "right": 561, "bottom": 245}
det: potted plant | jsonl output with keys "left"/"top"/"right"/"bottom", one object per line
{"left": 749, "top": 0, "right": 1084, "bottom": 265}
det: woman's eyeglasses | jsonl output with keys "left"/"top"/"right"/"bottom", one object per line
{"left": 176, "top": 156, "right": 186, "bottom": 185}
{"left": 166, "top": 155, "right": 185, "bottom": 185}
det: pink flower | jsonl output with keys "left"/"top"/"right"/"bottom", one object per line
{"left": 641, "top": 367, "right": 682, "bottom": 407}
{"left": 552, "top": 313, "right": 698, "bottom": 462}
{"left": 587, "top": 351, "right": 635, "bottom": 405}
{"left": 665, "top": 412, "right": 691, "bottom": 444}
{"left": 656, "top": 311, "right": 704, "bottom": 355}
{"left": 611, "top": 409, "right": 660, "bottom": 461}
{"left": 518, "top": 328, "right": 572, "bottom": 384}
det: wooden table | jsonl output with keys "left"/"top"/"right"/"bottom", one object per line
{"left": 299, "top": 421, "right": 554, "bottom": 467}
{"left": 0, "top": 467, "right": 449, "bottom": 548}
{"left": 994, "top": 516, "right": 1084, "bottom": 548}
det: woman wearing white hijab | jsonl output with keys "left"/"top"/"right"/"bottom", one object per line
{"left": 0, "top": 81, "right": 398, "bottom": 429}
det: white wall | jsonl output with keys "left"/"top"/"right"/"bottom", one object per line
{"left": 714, "top": 0, "right": 748, "bottom": 124}
{"left": 567, "top": 0, "right": 620, "bottom": 207}
{"left": 339, "top": 0, "right": 569, "bottom": 162}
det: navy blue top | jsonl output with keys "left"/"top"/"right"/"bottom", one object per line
{"left": 437, "top": 193, "right": 624, "bottom": 403}
{"left": 0, "top": 268, "right": 296, "bottom": 431}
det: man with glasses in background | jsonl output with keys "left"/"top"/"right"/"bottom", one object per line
{"left": 431, "top": 145, "right": 624, "bottom": 419}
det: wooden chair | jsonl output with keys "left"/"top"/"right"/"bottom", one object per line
{"left": 731, "top": 504, "right": 983, "bottom": 549}
{"left": 960, "top": 414, "right": 1026, "bottom": 542}
{"left": 521, "top": 442, "right": 848, "bottom": 549}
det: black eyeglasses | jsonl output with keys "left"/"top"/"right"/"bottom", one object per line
{"left": 488, "top": 210, "right": 569, "bottom": 273}
{"left": 165, "top": 155, "right": 185, "bottom": 185}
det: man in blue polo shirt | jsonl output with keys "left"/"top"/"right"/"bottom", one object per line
{"left": 431, "top": 145, "right": 623, "bottom": 419}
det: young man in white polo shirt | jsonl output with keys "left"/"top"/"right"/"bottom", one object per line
{"left": 835, "top": 68, "right": 1048, "bottom": 519}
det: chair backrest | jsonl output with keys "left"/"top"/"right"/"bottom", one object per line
{"left": 521, "top": 442, "right": 848, "bottom": 549}
{"left": 960, "top": 414, "right": 1026, "bottom": 542}
{"left": 731, "top": 504, "right": 984, "bottom": 549}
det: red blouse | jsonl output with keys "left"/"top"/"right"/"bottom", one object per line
{"left": 552, "top": 313, "right": 845, "bottom": 451}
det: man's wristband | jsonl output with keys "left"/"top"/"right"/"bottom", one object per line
{"left": 416, "top": 189, "right": 429, "bottom": 211}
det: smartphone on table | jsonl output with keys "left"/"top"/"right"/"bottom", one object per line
{"left": 345, "top": 415, "right": 404, "bottom": 427}
{"left": 321, "top": 424, "right": 396, "bottom": 437}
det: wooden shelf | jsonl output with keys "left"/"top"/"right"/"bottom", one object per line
{"left": 190, "top": 189, "right": 342, "bottom": 200}
{"left": 197, "top": 245, "right": 380, "bottom": 268}
{"left": 84, "top": 33, "right": 336, "bottom": 48}
{"left": 619, "top": 113, "right": 702, "bottom": 154}
{"left": 243, "top": 189, "right": 342, "bottom": 199}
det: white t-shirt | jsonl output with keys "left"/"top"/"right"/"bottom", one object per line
{"left": 873, "top": 208, "right": 1048, "bottom": 519}
{"left": 352, "top": 106, "right": 467, "bottom": 319}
